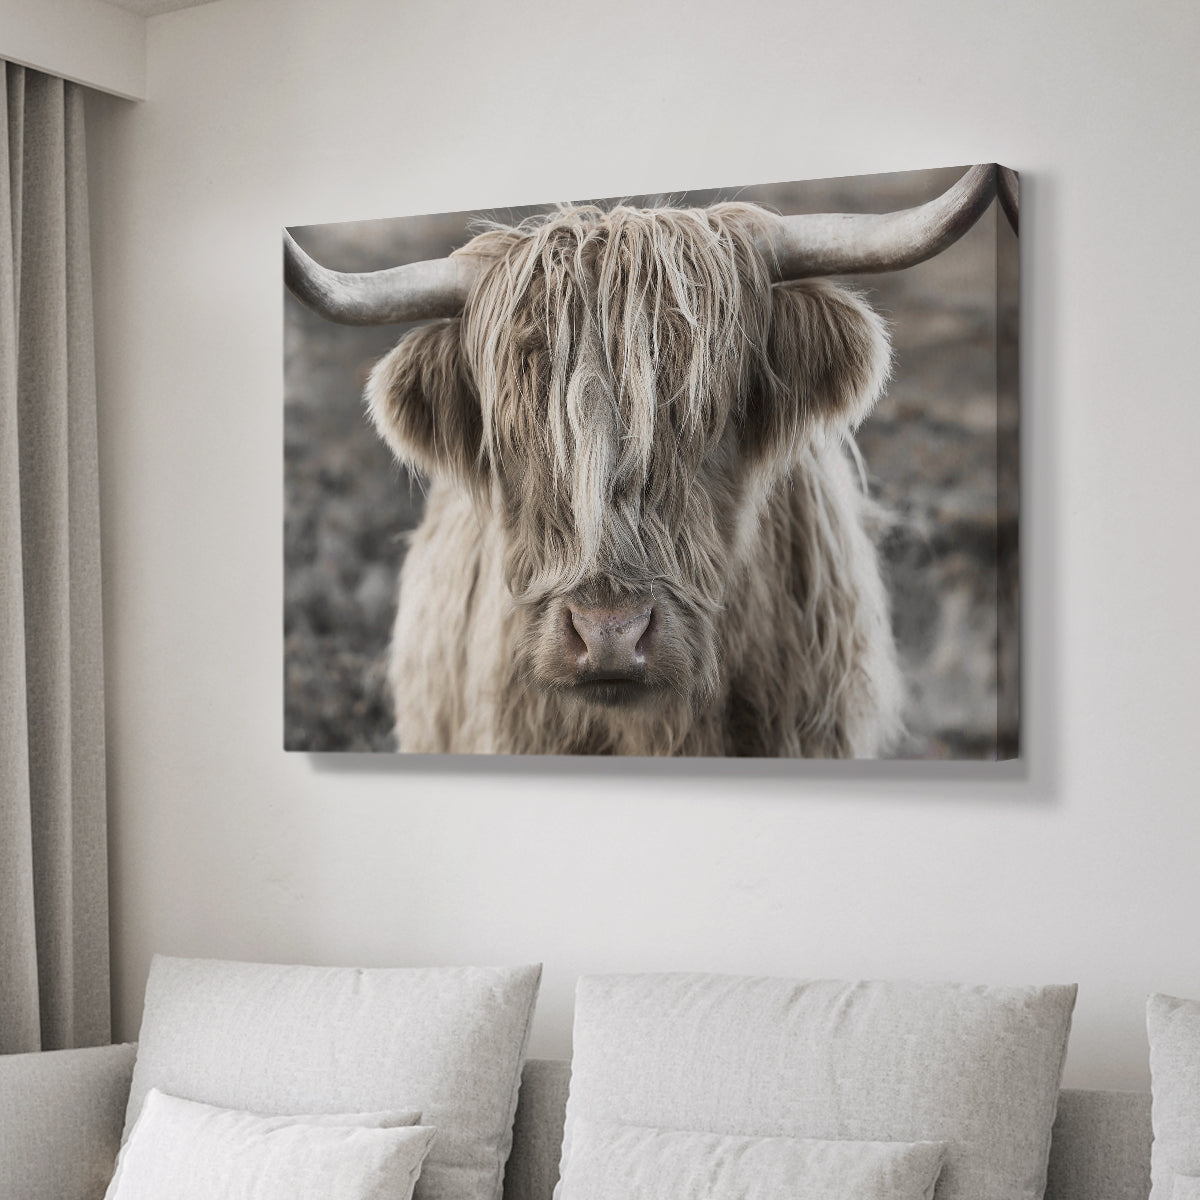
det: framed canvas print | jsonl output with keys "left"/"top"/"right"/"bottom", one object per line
{"left": 284, "top": 163, "right": 1018, "bottom": 759}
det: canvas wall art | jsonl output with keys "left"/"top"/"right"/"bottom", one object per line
{"left": 284, "top": 163, "right": 1018, "bottom": 758}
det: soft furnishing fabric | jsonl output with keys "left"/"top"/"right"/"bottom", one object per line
{"left": 0, "top": 60, "right": 109, "bottom": 1053}
{"left": 1147, "top": 993, "right": 1200, "bottom": 1200}
{"left": 557, "top": 973, "right": 1076, "bottom": 1200}
{"left": 503, "top": 1059, "right": 571, "bottom": 1200}
{"left": 556, "top": 1120, "right": 945, "bottom": 1200}
{"left": 504, "top": 1064, "right": 1157, "bottom": 1200}
{"left": 1044, "top": 1088, "right": 1152, "bottom": 1200}
{"left": 123, "top": 956, "right": 541, "bottom": 1200}
{"left": 0, "top": 1042, "right": 135, "bottom": 1200}
{"left": 103, "top": 1089, "right": 436, "bottom": 1200}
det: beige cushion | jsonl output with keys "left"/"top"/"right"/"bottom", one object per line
{"left": 105, "top": 1088, "right": 435, "bottom": 1200}
{"left": 558, "top": 973, "right": 1077, "bottom": 1200}
{"left": 1148, "top": 993, "right": 1200, "bottom": 1200}
{"left": 124, "top": 956, "right": 541, "bottom": 1200}
{"left": 557, "top": 1119, "right": 945, "bottom": 1200}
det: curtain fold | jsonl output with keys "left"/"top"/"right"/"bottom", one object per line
{"left": 0, "top": 61, "right": 110, "bottom": 1053}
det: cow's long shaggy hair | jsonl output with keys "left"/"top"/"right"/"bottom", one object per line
{"left": 367, "top": 202, "right": 903, "bottom": 756}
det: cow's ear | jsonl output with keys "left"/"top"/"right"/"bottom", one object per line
{"left": 366, "top": 318, "right": 484, "bottom": 485}
{"left": 743, "top": 280, "right": 891, "bottom": 462}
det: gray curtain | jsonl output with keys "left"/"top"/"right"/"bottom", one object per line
{"left": 0, "top": 62, "right": 109, "bottom": 1052}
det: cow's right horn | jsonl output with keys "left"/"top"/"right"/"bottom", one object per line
{"left": 762, "top": 164, "right": 1000, "bottom": 280}
{"left": 284, "top": 230, "right": 479, "bottom": 325}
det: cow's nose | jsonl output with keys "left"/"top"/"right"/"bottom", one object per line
{"left": 566, "top": 603, "right": 654, "bottom": 672}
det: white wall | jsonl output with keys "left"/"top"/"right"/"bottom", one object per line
{"left": 84, "top": 0, "right": 1200, "bottom": 1089}
{"left": 0, "top": 0, "right": 145, "bottom": 99}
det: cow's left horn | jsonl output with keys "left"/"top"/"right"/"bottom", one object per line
{"left": 762, "top": 164, "right": 999, "bottom": 280}
{"left": 284, "top": 230, "right": 480, "bottom": 325}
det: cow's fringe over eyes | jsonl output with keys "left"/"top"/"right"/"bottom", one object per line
{"left": 460, "top": 203, "right": 780, "bottom": 597}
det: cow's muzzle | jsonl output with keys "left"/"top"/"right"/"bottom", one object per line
{"left": 562, "top": 601, "right": 658, "bottom": 705}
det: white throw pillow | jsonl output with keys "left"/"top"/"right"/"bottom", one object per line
{"left": 104, "top": 1089, "right": 436, "bottom": 1200}
{"left": 557, "top": 973, "right": 1076, "bottom": 1200}
{"left": 123, "top": 956, "right": 541, "bottom": 1200}
{"left": 557, "top": 1119, "right": 945, "bottom": 1200}
{"left": 1148, "top": 993, "right": 1200, "bottom": 1200}
{"left": 1175, "top": 1179, "right": 1200, "bottom": 1200}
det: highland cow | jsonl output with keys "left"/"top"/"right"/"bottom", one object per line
{"left": 285, "top": 166, "right": 999, "bottom": 756}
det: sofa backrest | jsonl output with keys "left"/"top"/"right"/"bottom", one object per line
{"left": 503, "top": 1060, "right": 571, "bottom": 1200}
{"left": 1046, "top": 1089, "right": 1152, "bottom": 1200}
{"left": 0, "top": 1047, "right": 1155, "bottom": 1200}
{"left": 501, "top": 1060, "right": 1153, "bottom": 1200}
{"left": 0, "top": 1042, "right": 137, "bottom": 1200}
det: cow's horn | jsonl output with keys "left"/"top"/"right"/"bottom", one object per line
{"left": 762, "top": 164, "right": 999, "bottom": 279}
{"left": 284, "top": 230, "right": 480, "bottom": 325}
{"left": 286, "top": 166, "right": 1001, "bottom": 323}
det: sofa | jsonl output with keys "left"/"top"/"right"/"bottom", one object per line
{"left": 0, "top": 959, "right": 1159, "bottom": 1200}
{"left": 0, "top": 1043, "right": 1152, "bottom": 1200}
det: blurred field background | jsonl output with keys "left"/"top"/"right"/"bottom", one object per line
{"left": 284, "top": 165, "right": 1018, "bottom": 757}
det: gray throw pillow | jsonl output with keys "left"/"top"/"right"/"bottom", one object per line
{"left": 557, "top": 1119, "right": 946, "bottom": 1200}
{"left": 1148, "top": 993, "right": 1200, "bottom": 1200}
{"left": 105, "top": 1089, "right": 435, "bottom": 1200}
{"left": 124, "top": 956, "right": 540, "bottom": 1200}
{"left": 557, "top": 973, "right": 1076, "bottom": 1200}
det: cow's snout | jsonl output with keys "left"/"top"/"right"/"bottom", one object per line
{"left": 565, "top": 602, "right": 654, "bottom": 674}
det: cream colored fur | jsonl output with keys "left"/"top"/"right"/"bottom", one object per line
{"left": 391, "top": 443, "right": 902, "bottom": 756}
{"left": 368, "top": 202, "right": 904, "bottom": 757}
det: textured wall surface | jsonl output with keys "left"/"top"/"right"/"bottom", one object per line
{"left": 83, "top": 0, "right": 1200, "bottom": 1087}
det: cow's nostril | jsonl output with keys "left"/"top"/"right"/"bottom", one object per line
{"left": 566, "top": 603, "right": 654, "bottom": 671}
{"left": 634, "top": 607, "right": 657, "bottom": 658}
{"left": 563, "top": 608, "right": 588, "bottom": 656}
